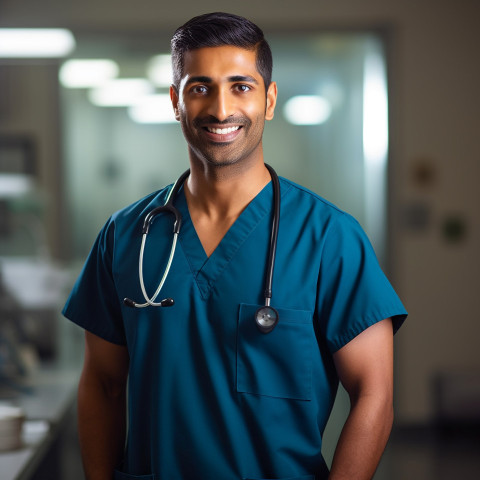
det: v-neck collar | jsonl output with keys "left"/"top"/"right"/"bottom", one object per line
{"left": 175, "top": 181, "right": 275, "bottom": 300}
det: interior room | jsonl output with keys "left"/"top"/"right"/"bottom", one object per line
{"left": 1, "top": 1, "right": 479, "bottom": 478}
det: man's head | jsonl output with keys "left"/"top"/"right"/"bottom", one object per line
{"left": 171, "top": 12, "right": 273, "bottom": 93}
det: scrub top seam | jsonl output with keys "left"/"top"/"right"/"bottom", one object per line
{"left": 176, "top": 180, "right": 292, "bottom": 301}
{"left": 176, "top": 238, "right": 207, "bottom": 299}
{"left": 328, "top": 305, "right": 408, "bottom": 353}
{"left": 279, "top": 177, "right": 349, "bottom": 217}
{"left": 201, "top": 180, "right": 293, "bottom": 299}
{"left": 178, "top": 208, "right": 271, "bottom": 300}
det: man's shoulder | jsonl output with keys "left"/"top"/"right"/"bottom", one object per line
{"left": 110, "top": 184, "right": 173, "bottom": 224}
{"left": 279, "top": 176, "right": 356, "bottom": 222}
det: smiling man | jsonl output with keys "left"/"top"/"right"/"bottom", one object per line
{"left": 63, "top": 12, "right": 407, "bottom": 480}
{"left": 172, "top": 46, "right": 276, "bottom": 171}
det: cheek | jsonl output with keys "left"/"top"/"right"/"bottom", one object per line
{"left": 178, "top": 107, "right": 196, "bottom": 130}
{"left": 246, "top": 98, "right": 267, "bottom": 115}
{"left": 250, "top": 111, "right": 267, "bottom": 131}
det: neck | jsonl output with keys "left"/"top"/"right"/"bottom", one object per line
{"left": 185, "top": 159, "right": 271, "bottom": 220}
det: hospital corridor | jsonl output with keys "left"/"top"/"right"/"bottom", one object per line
{"left": 1, "top": 1, "right": 479, "bottom": 478}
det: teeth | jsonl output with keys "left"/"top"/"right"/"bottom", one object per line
{"left": 206, "top": 126, "right": 240, "bottom": 135}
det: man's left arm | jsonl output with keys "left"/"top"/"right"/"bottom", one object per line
{"left": 328, "top": 318, "right": 394, "bottom": 480}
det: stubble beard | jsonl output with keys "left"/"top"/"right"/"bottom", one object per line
{"left": 180, "top": 114, "right": 266, "bottom": 170}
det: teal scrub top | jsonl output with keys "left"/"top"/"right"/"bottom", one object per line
{"left": 63, "top": 176, "right": 407, "bottom": 480}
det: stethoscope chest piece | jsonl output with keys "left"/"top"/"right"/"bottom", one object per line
{"left": 255, "top": 306, "right": 279, "bottom": 334}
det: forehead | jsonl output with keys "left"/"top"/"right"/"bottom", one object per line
{"left": 182, "top": 45, "right": 259, "bottom": 79}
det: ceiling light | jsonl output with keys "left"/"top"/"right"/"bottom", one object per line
{"left": 0, "top": 29, "right": 75, "bottom": 58}
{"left": 146, "top": 54, "right": 173, "bottom": 87}
{"left": 0, "top": 174, "right": 33, "bottom": 198}
{"left": 128, "top": 94, "right": 176, "bottom": 124}
{"left": 89, "top": 79, "right": 154, "bottom": 107}
{"left": 59, "top": 59, "right": 119, "bottom": 88}
{"left": 283, "top": 95, "right": 332, "bottom": 125}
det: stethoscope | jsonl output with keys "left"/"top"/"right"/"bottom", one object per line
{"left": 124, "top": 164, "right": 280, "bottom": 334}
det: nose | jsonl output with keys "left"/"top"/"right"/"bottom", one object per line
{"left": 207, "top": 88, "right": 235, "bottom": 122}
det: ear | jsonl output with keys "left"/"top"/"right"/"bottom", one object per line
{"left": 265, "top": 81, "right": 277, "bottom": 121}
{"left": 170, "top": 85, "right": 181, "bottom": 121}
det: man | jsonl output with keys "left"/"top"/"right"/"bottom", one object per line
{"left": 63, "top": 12, "right": 407, "bottom": 480}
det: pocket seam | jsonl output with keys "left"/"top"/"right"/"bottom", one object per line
{"left": 237, "top": 303, "right": 313, "bottom": 401}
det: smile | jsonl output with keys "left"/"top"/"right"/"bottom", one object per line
{"left": 206, "top": 126, "right": 241, "bottom": 134}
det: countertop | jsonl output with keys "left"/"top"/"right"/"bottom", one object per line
{"left": 0, "top": 363, "right": 81, "bottom": 480}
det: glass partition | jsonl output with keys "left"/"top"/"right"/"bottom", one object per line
{"left": 60, "top": 32, "right": 388, "bottom": 263}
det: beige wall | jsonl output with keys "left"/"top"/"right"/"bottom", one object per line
{"left": 1, "top": 0, "right": 479, "bottom": 424}
{"left": 0, "top": 63, "right": 64, "bottom": 258}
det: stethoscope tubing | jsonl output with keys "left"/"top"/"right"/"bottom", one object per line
{"left": 263, "top": 164, "right": 280, "bottom": 307}
{"left": 124, "top": 171, "right": 188, "bottom": 308}
{"left": 124, "top": 165, "right": 281, "bottom": 333}
{"left": 136, "top": 233, "right": 179, "bottom": 307}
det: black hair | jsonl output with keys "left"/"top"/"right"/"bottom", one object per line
{"left": 171, "top": 12, "right": 273, "bottom": 92}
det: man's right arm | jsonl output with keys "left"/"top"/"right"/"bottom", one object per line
{"left": 78, "top": 330, "right": 129, "bottom": 480}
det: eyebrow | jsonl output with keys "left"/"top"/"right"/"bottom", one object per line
{"left": 185, "top": 75, "right": 259, "bottom": 86}
{"left": 228, "top": 75, "right": 259, "bottom": 84}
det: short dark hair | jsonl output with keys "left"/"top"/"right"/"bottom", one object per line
{"left": 171, "top": 12, "right": 273, "bottom": 92}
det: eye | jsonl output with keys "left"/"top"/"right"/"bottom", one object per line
{"left": 191, "top": 85, "right": 208, "bottom": 95}
{"left": 234, "top": 84, "right": 252, "bottom": 93}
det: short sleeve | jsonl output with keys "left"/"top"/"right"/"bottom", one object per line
{"left": 62, "top": 217, "right": 126, "bottom": 345}
{"left": 316, "top": 214, "right": 407, "bottom": 353}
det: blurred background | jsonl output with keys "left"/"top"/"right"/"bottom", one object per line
{"left": 0, "top": 0, "right": 479, "bottom": 478}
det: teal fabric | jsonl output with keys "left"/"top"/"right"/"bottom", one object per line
{"left": 63, "top": 176, "right": 407, "bottom": 480}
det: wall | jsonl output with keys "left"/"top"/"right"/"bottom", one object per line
{"left": 1, "top": 0, "right": 479, "bottom": 424}
{"left": 0, "top": 62, "right": 64, "bottom": 258}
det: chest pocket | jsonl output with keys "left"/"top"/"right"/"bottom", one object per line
{"left": 236, "top": 304, "right": 314, "bottom": 401}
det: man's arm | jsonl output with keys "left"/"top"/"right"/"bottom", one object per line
{"left": 328, "top": 318, "right": 394, "bottom": 480}
{"left": 77, "top": 330, "right": 129, "bottom": 480}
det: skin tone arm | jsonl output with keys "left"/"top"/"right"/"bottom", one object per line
{"left": 77, "top": 331, "right": 130, "bottom": 480}
{"left": 329, "top": 318, "right": 394, "bottom": 480}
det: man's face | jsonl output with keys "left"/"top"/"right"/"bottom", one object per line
{"left": 170, "top": 46, "right": 277, "bottom": 168}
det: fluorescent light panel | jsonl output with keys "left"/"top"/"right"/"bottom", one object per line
{"left": 59, "top": 59, "right": 119, "bottom": 88}
{"left": 147, "top": 54, "right": 173, "bottom": 87}
{"left": 128, "top": 94, "right": 176, "bottom": 124}
{"left": 0, "top": 174, "right": 33, "bottom": 198}
{"left": 89, "top": 79, "right": 154, "bottom": 107}
{"left": 0, "top": 28, "right": 75, "bottom": 58}
{"left": 283, "top": 95, "right": 332, "bottom": 125}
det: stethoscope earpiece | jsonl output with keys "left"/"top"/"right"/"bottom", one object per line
{"left": 124, "top": 297, "right": 174, "bottom": 308}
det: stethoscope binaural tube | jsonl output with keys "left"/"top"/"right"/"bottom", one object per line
{"left": 124, "top": 165, "right": 281, "bottom": 334}
{"left": 123, "top": 170, "right": 189, "bottom": 308}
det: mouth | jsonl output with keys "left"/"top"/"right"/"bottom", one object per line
{"left": 202, "top": 125, "right": 243, "bottom": 142}
{"left": 205, "top": 126, "right": 240, "bottom": 135}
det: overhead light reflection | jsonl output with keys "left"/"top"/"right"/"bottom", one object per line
{"left": 0, "top": 29, "right": 75, "bottom": 58}
{"left": 0, "top": 174, "right": 33, "bottom": 198}
{"left": 283, "top": 95, "right": 332, "bottom": 125}
{"left": 128, "top": 94, "right": 176, "bottom": 124}
{"left": 59, "top": 59, "right": 119, "bottom": 88}
{"left": 363, "top": 52, "right": 388, "bottom": 167}
{"left": 89, "top": 79, "right": 154, "bottom": 107}
{"left": 147, "top": 54, "right": 173, "bottom": 87}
